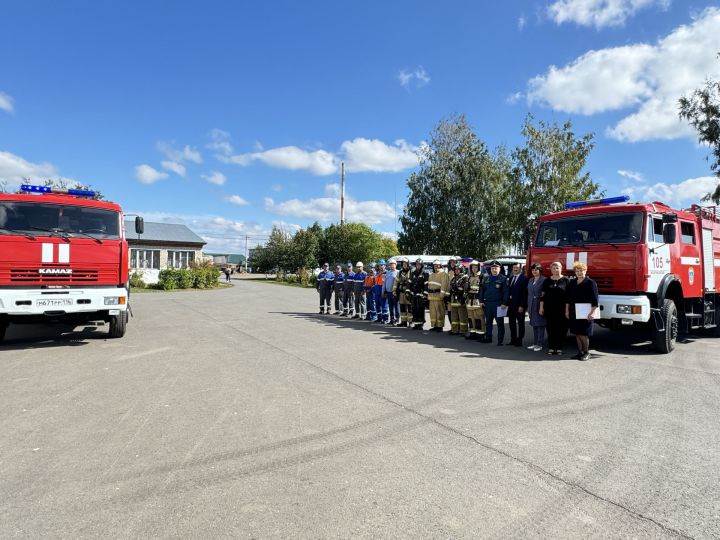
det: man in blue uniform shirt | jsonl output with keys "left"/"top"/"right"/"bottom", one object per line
{"left": 481, "top": 260, "right": 509, "bottom": 345}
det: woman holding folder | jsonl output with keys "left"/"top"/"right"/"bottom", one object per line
{"left": 565, "top": 261, "right": 599, "bottom": 361}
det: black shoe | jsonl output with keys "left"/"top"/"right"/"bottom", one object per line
{"left": 319, "top": 309, "right": 325, "bottom": 314}
{"left": 571, "top": 352, "right": 583, "bottom": 360}
{"left": 412, "top": 324, "right": 422, "bottom": 330}
{"left": 496, "top": 342, "right": 503, "bottom": 346}
{"left": 580, "top": 352, "right": 590, "bottom": 361}
{"left": 351, "top": 314, "right": 359, "bottom": 319}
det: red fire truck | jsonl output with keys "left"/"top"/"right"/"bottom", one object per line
{"left": 527, "top": 195, "right": 720, "bottom": 353}
{"left": 0, "top": 184, "right": 143, "bottom": 343}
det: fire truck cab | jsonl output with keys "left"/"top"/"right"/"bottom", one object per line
{"left": 0, "top": 184, "right": 143, "bottom": 343}
{"left": 527, "top": 195, "right": 720, "bottom": 353}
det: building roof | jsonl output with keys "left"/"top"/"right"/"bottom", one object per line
{"left": 125, "top": 221, "right": 206, "bottom": 246}
{"left": 206, "top": 253, "right": 246, "bottom": 264}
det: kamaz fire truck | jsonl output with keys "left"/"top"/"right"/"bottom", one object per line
{"left": 527, "top": 195, "right": 720, "bottom": 353}
{"left": 0, "top": 184, "right": 143, "bottom": 343}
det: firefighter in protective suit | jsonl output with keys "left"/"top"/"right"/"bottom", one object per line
{"left": 409, "top": 258, "right": 428, "bottom": 330}
{"left": 393, "top": 257, "right": 412, "bottom": 327}
{"left": 427, "top": 260, "right": 449, "bottom": 332}
{"left": 446, "top": 256, "right": 460, "bottom": 329}
{"left": 465, "top": 260, "right": 486, "bottom": 339}
{"left": 449, "top": 264, "right": 469, "bottom": 335}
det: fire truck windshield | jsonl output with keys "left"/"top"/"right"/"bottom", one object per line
{"left": 0, "top": 201, "right": 120, "bottom": 239}
{"left": 535, "top": 212, "right": 643, "bottom": 247}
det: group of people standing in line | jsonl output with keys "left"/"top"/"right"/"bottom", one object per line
{"left": 317, "top": 257, "right": 599, "bottom": 361}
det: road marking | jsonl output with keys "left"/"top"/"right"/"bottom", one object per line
{"left": 116, "top": 347, "right": 172, "bottom": 361}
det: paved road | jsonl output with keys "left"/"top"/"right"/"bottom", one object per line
{"left": 1, "top": 279, "right": 719, "bottom": 538}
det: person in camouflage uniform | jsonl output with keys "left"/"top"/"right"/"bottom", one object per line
{"left": 465, "top": 260, "right": 486, "bottom": 339}
{"left": 449, "top": 264, "right": 469, "bottom": 336}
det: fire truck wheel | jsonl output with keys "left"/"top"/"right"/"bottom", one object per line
{"left": 109, "top": 312, "right": 127, "bottom": 338}
{"left": 652, "top": 299, "right": 678, "bottom": 353}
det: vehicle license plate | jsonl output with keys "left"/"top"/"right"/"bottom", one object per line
{"left": 36, "top": 298, "right": 73, "bottom": 307}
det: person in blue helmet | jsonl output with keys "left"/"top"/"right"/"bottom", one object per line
{"left": 364, "top": 262, "right": 377, "bottom": 321}
{"left": 373, "top": 259, "right": 389, "bottom": 323}
{"left": 332, "top": 265, "right": 345, "bottom": 315}
{"left": 316, "top": 263, "right": 334, "bottom": 314}
{"left": 342, "top": 262, "right": 355, "bottom": 317}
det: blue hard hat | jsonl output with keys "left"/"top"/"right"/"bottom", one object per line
{"left": 378, "top": 259, "right": 386, "bottom": 265}
{"left": 347, "top": 262, "right": 353, "bottom": 267}
{"left": 369, "top": 262, "right": 376, "bottom": 268}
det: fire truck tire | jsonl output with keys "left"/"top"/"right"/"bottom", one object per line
{"left": 109, "top": 312, "right": 127, "bottom": 338}
{"left": 652, "top": 299, "right": 678, "bottom": 353}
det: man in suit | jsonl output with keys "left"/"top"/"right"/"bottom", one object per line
{"left": 507, "top": 263, "right": 529, "bottom": 347}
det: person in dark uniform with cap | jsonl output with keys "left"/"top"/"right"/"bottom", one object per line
{"left": 481, "top": 260, "right": 509, "bottom": 345}
{"left": 316, "top": 263, "right": 333, "bottom": 314}
{"left": 332, "top": 265, "right": 345, "bottom": 315}
{"left": 342, "top": 262, "right": 355, "bottom": 317}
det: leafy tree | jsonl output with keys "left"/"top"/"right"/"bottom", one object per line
{"left": 377, "top": 237, "right": 399, "bottom": 261}
{"left": 249, "top": 225, "right": 292, "bottom": 272}
{"left": 289, "top": 223, "right": 321, "bottom": 271}
{"left": 510, "top": 114, "right": 601, "bottom": 252}
{"left": 398, "top": 114, "right": 514, "bottom": 259}
{"left": 679, "top": 64, "right": 720, "bottom": 204}
{"left": 320, "top": 223, "right": 389, "bottom": 266}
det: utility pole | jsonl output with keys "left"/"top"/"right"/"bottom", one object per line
{"left": 340, "top": 161, "right": 345, "bottom": 225}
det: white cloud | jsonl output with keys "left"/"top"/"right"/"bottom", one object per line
{"left": 340, "top": 138, "right": 420, "bottom": 173}
{"left": 0, "top": 150, "right": 75, "bottom": 190}
{"left": 216, "top": 134, "right": 421, "bottom": 175}
{"left": 621, "top": 176, "right": 718, "bottom": 207}
{"left": 397, "top": 66, "right": 431, "bottom": 88}
{"left": 161, "top": 160, "right": 186, "bottom": 176}
{"left": 518, "top": 14, "right": 527, "bottom": 30}
{"left": 225, "top": 194, "right": 249, "bottom": 206}
{"left": 264, "top": 192, "right": 394, "bottom": 225}
{"left": 271, "top": 183, "right": 283, "bottom": 192}
{"left": 548, "top": 0, "right": 669, "bottom": 29}
{"left": 220, "top": 146, "right": 338, "bottom": 176}
{"left": 0, "top": 92, "right": 14, "bottom": 114}
{"left": 157, "top": 141, "right": 203, "bottom": 164}
{"left": 201, "top": 171, "right": 226, "bottom": 185}
{"left": 135, "top": 164, "right": 168, "bottom": 184}
{"left": 324, "top": 183, "right": 341, "bottom": 197}
{"left": 525, "top": 7, "right": 720, "bottom": 142}
{"left": 207, "top": 128, "right": 234, "bottom": 157}
{"left": 618, "top": 169, "right": 644, "bottom": 182}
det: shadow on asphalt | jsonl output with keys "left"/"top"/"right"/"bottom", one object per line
{"left": 274, "top": 311, "right": 702, "bottom": 362}
{"left": 0, "top": 323, "right": 106, "bottom": 350}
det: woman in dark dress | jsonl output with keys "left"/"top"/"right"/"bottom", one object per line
{"left": 565, "top": 261, "right": 599, "bottom": 361}
{"left": 539, "top": 261, "right": 569, "bottom": 355}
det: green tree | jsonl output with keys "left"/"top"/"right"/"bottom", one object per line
{"left": 252, "top": 225, "right": 292, "bottom": 272}
{"left": 398, "top": 114, "right": 514, "bottom": 259}
{"left": 679, "top": 63, "right": 720, "bottom": 204}
{"left": 289, "top": 223, "right": 321, "bottom": 271}
{"left": 320, "top": 223, "right": 388, "bottom": 266}
{"left": 510, "top": 114, "right": 601, "bottom": 252}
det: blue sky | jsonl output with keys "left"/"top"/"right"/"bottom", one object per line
{"left": 2, "top": 0, "right": 719, "bottom": 253}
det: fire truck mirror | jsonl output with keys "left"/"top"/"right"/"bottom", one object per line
{"left": 135, "top": 216, "right": 144, "bottom": 235}
{"left": 662, "top": 213, "right": 677, "bottom": 223}
{"left": 662, "top": 223, "right": 676, "bottom": 244}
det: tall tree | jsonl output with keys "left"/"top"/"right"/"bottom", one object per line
{"left": 320, "top": 223, "right": 389, "bottom": 266}
{"left": 398, "top": 114, "right": 514, "bottom": 259}
{"left": 510, "top": 114, "right": 600, "bottom": 252}
{"left": 289, "top": 223, "right": 321, "bottom": 271}
{"left": 679, "top": 62, "right": 720, "bottom": 204}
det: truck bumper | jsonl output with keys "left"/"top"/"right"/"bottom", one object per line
{"left": 0, "top": 287, "right": 128, "bottom": 317}
{"left": 598, "top": 294, "right": 651, "bottom": 324}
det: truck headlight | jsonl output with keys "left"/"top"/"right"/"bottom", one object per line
{"left": 104, "top": 297, "right": 126, "bottom": 305}
{"left": 617, "top": 305, "right": 641, "bottom": 314}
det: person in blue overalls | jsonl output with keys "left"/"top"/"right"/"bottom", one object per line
{"left": 373, "top": 259, "right": 389, "bottom": 323}
{"left": 332, "top": 265, "right": 345, "bottom": 315}
{"left": 353, "top": 262, "right": 367, "bottom": 319}
{"left": 342, "top": 262, "right": 355, "bottom": 317}
{"left": 316, "top": 263, "right": 334, "bottom": 314}
{"left": 481, "top": 260, "right": 509, "bottom": 344}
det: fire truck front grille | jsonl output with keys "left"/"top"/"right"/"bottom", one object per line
{"left": 593, "top": 275, "right": 615, "bottom": 291}
{"left": 9, "top": 269, "right": 99, "bottom": 284}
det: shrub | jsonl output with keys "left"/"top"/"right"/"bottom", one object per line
{"left": 191, "top": 266, "right": 221, "bottom": 288}
{"left": 177, "top": 269, "right": 193, "bottom": 289}
{"left": 298, "top": 267, "right": 312, "bottom": 287}
{"left": 158, "top": 269, "right": 178, "bottom": 290}
{"left": 130, "top": 271, "right": 146, "bottom": 289}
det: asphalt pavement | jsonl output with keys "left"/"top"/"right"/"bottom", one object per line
{"left": 1, "top": 279, "right": 719, "bottom": 538}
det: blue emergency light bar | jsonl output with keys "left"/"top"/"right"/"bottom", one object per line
{"left": 564, "top": 195, "right": 630, "bottom": 210}
{"left": 20, "top": 184, "right": 96, "bottom": 198}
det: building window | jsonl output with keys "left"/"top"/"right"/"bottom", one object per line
{"left": 167, "top": 250, "right": 195, "bottom": 269}
{"left": 130, "top": 249, "right": 160, "bottom": 269}
{"left": 680, "top": 222, "right": 696, "bottom": 244}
